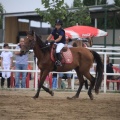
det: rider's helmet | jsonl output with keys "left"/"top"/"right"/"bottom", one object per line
{"left": 55, "top": 19, "right": 63, "bottom": 25}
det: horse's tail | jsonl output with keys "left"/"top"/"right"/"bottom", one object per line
{"left": 91, "top": 50, "right": 103, "bottom": 94}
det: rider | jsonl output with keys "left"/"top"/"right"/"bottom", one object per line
{"left": 46, "top": 19, "right": 66, "bottom": 66}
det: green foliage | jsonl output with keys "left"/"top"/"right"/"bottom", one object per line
{"left": 100, "top": 0, "right": 120, "bottom": 29}
{"left": 73, "top": 0, "right": 82, "bottom": 7}
{"left": 100, "top": 0, "right": 106, "bottom": 4}
{"left": 35, "top": 0, "right": 68, "bottom": 27}
{"left": 115, "top": 0, "right": 120, "bottom": 6}
{"left": 83, "top": 0, "right": 101, "bottom": 6}
{"left": 65, "top": 7, "right": 91, "bottom": 27}
{"left": 35, "top": 0, "right": 91, "bottom": 27}
{"left": 66, "top": 0, "right": 91, "bottom": 26}
{"left": 83, "top": 0, "right": 120, "bottom": 29}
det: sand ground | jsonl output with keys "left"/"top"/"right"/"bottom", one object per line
{"left": 0, "top": 90, "right": 120, "bottom": 120}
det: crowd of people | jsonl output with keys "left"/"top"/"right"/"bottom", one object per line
{"left": 0, "top": 38, "right": 29, "bottom": 88}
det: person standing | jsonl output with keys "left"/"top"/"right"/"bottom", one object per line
{"left": 58, "top": 73, "right": 72, "bottom": 89}
{"left": 52, "top": 73, "right": 57, "bottom": 90}
{"left": 46, "top": 19, "right": 66, "bottom": 66}
{"left": 14, "top": 38, "right": 28, "bottom": 88}
{"left": 1, "top": 43, "right": 13, "bottom": 88}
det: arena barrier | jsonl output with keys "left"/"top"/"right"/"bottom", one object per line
{"left": 0, "top": 45, "right": 120, "bottom": 93}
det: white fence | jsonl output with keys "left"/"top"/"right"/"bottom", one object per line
{"left": 0, "top": 43, "right": 120, "bottom": 93}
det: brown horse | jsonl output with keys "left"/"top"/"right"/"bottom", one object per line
{"left": 20, "top": 31, "right": 103, "bottom": 100}
{"left": 72, "top": 39, "right": 91, "bottom": 47}
{"left": 72, "top": 40, "right": 85, "bottom": 47}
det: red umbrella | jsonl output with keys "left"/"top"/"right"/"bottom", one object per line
{"left": 64, "top": 25, "right": 108, "bottom": 39}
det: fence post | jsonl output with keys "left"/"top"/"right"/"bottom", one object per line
{"left": 103, "top": 53, "right": 107, "bottom": 93}
{"left": 35, "top": 58, "right": 38, "bottom": 91}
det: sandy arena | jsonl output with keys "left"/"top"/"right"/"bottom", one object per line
{"left": 0, "top": 90, "right": 120, "bottom": 120}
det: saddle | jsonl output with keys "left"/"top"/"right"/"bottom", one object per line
{"left": 50, "top": 44, "right": 73, "bottom": 64}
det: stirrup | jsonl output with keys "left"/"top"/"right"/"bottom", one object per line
{"left": 55, "top": 60, "right": 62, "bottom": 66}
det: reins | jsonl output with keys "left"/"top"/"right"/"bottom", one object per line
{"left": 40, "top": 45, "right": 50, "bottom": 49}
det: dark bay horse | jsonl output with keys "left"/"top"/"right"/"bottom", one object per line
{"left": 20, "top": 31, "right": 103, "bottom": 100}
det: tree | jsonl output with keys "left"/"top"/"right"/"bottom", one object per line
{"left": 0, "top": 3, "right": 4, "bottom": 28}
{"left": 99, "top": 0, "right": 120, "bottom": 29}
{"left": 115, "top": 0, "right": 120, "bottom": 6}
{"left": 35, "top": 0, "right": 91, "bottom": 27}
{"left": 67, "top": 0, "right": 91, "bottom": 26}
{"left": 73, "top": 0, "right": 83, "bottom": 7}
{"left": 35, "top": 0, "right": 68, "bottom": 27}
{"left": 83, "top": 0, "right": 120, "bottom": 29}
{"left": 83, "top": 0, "right": 101, "bottom": 6}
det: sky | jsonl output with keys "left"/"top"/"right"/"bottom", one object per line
{"left": 0, "top": 0, "right": 74, "bottom": 27}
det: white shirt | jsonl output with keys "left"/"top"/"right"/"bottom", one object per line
{"left": 1, "top": 51, "right": 13, "bottom": 65}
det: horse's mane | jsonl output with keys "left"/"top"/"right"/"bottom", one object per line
{"left": 35, "top": 34, "right": 51, "bottom": 53}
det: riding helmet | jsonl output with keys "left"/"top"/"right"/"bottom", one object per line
{"left": 55, "top": 19, "right": 63, "bottom": 25}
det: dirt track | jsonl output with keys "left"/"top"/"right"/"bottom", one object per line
{"left": 0, "top": 90, "right": 120, "bottom": 120}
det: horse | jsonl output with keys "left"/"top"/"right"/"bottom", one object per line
{"left": 72, "top": 38, "right": 92, "bottom": 47}
{"left": 72, "top": 40, "right": 85, "bottom": 47}
{"left": 20, "top": 31, "right": 103, "bottom": 100}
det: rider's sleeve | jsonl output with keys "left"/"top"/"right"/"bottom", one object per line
{"left": 59, "top": 30, "right": 64, "bottom": 37}
{"left": 51, "top": 29, "right": 55, "bottom": 35}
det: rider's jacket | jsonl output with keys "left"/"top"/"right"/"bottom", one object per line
{"left": 51, "top": 28, "right": 66, "bottom": 44}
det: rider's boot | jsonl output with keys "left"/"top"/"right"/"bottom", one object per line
{"left": 55, "top": 53, "right": 62, "bottom": 66}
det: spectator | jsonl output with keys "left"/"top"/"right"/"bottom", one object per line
{"left": 14, "top": 38, "right": 28, "bottom": 88}
{"left": 58, "top": 73, "right": 72, "bottom": 89}
{"left": 1, "top": 43, "right": 13, "bottom": 88}
{"left": 106, "top": 55, "right": 114, "bottom": 89}
{"left": 52, "top": 73, "right": 57, "bottom": 90}
{"left": 106, "top": 55, "right": 114, "bottom": 80}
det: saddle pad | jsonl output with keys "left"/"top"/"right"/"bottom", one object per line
{"left": 61, "top": 48, "right": 73, "bottom": 64}
{"left": 50, "top": 47, "right": 73, "bottom": 64}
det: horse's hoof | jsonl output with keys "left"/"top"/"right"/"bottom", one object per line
{"left": 95, "top": 91, "right": 99, "bottom": 95}
{"left": 67, "top": 96, "right": 78, "bottom": 100}
{"left": 32, "top": 96, "right": 37, "bottom": 99}
{"left": 95, "top": 89, "right": 99, "bottom": 94}
{"left": 32, "top": 95, "right": 38, "bottom": 99}
{"left": 89, "top": 94, "right": 94, "bottom": 100}
{"left": 67, "top": 97, "right": 73, "bottom": 100}
{"left": 50, "top": 91, "right": 54, "bottom": 96}
{"left": 31, "top": 97, "right": 36, "bottom": 100}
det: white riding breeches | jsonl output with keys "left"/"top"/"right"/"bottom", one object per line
{"left": 56, "top": 43, "right": 64, "bottom": 53}
{"left": 2, "top": 63, "right": 11, "bottom": 78}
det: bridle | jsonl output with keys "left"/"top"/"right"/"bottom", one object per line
{"left": 28, "top": 32, "right": 50, "bottom": 50}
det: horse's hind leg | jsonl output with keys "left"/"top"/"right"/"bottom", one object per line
{"left": 84, "top": 72, "right": 95, "bottom": 100}
{"left": 74, "top": 74, "right": 84, "bottom": 98}
{"left": 67, "top": 68, "right": 84, "bottom": 99}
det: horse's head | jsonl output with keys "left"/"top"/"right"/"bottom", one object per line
{"left": 20, "top": 30, "right": 35, "bottom": 55}
{"left": 20, "top": 30, "right": 50, "bottom": 55}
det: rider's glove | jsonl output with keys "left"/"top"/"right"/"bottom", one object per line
{"left": 50, "top": 40, "right": 55, "bottom": 44}
{"left": 45, "top": 40, "right": 48, "bottom": 45}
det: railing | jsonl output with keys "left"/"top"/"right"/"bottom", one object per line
{"left": 0, "top": 46, "right": 120, "bottom": 93}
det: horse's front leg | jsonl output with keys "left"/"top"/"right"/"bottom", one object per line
{"left": 42, "top": 85, "right": 54, "bottom": 96}
{"left": 33, "top": 70, "right": 52, "bottom": 99}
